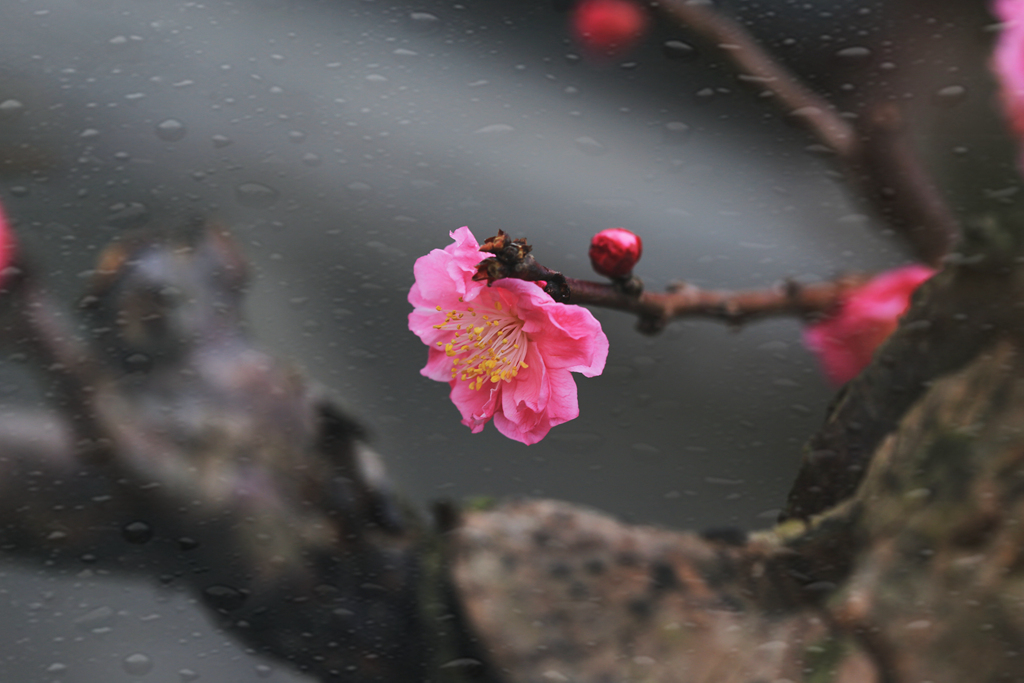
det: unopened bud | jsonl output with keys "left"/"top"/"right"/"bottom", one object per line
{"left": 589, "top": 228, "right": 642, "bottom": 279}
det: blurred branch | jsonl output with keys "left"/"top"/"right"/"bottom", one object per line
{"left": 660, "top": 0, "right": 959, "bottom": 266}
{"left": 0, "top": 266, "right": 115, "bottom": 460}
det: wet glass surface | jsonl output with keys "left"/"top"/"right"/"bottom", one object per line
{"left": 0, "top": 0, "right": 1003, "bottom": 680}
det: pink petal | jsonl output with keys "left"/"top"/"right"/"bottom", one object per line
{"left": 450, "top": 379, "right": 500, "bottom": 433}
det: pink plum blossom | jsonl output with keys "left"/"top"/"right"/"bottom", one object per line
{"left": 803, "top": 264, "right": 935, "bottom": 386}
{"left": 993, "top": 0, "right": 1024, "bottom": 141}
{"left": 408, "top": 227, "right": 609, "bottom": 445}
{"left": 0, "top": 201, "right": 13, "bottom": 268}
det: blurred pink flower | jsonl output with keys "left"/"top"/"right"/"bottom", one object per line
{"left": 0, "top": 200, "right": 16, "bottom": 282}
{"left": 409, "top": 227, "right": 609, "bottom": 445}
{"left": 993, "top": 0, "right": 1024, "bottom": 139}
{"left": 803, "top": 265, "right": 935, "bottom": 386}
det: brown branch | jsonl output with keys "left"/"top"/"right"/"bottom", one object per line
{"left": 566, "top": 274, "right": 869, "bottom": 333}
{"left": 659, "top": 0, "right": 855, "bottom": 156}
{"left": 659, "top": 0, "right": 959, "bottom": 267}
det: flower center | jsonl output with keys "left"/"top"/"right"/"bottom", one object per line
{"left": 434, "top": 299, "right": 529, "bottom": 391}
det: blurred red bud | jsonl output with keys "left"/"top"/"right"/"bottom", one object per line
{"left": 571, "top": 0, "right": 648, "bottom": 55}
{"left": 589, "top": 228, "right": 642, "bottom": 279}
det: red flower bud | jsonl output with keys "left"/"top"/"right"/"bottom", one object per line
{"left": 589, "top": 228, "right": 642, "bottom": 279}
{"left": 571, "top": 0, "right": 648, "bottom": 56}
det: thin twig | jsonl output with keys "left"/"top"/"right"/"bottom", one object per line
{"left": 566, "top": 274, "right": 869, "bottom": 334}
{"left": 660, "top": 0, "right": 855, "bottom": 155}
{"left": 659, "top": 0, "right": 959, "bottom": 266}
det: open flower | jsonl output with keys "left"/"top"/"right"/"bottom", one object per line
{"left": 803, "top": 264, "right": 935, "bottom": 386}
{"left": 408, "top": 227, "right": 609, "bottom": 445}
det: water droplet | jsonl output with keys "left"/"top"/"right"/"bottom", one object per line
{"left": 177, "top": 536, "right": 199, "bottom": 551}
{"left": 408, "top": 12, "right": 440, "bottom": 32}
{"left": 440, "top": 658, "right": 484, "bottom": 670}
{"left": 393, "top": 48, "right": 418, "bottom": 58}
{"left": 211, "top": 134, "right": 233, "bottom": 148}
{"left": 0, "top": 99, "right": 25, "bottom": 118}
{"left": 255, "top": 664, "right": 274, "bottom": 678}
{"left": 347, "top": 181, "right": 373, "bottom": 196}
{"left": 663, "top": 121, "right": 690, "bottom": 144}
{"left": 154, "top": 118, "right": 186, "bottom": 142}
{"left": 178, "top": 669, "right": 200, "bottom": 682}
{"left": 234, "top": 182, "right": 279, "bottom": 208}
{"left": 105, "top": 202, "right": 150, "bottom": 229}
{"left": 302, "top": 153, "right": 322, "bottom": 167}
{"left": 122, "top": 653, "right": 154, "bottom": 676}
{"left": 933, "top": 85, "right": 967, "bottom": 108}
{"left": 75, "top": 606, "right": 116, "bottom": 633}
{"left": 80, "top": 128, "right": 101, "bottom": 139}
{"left": 574, "top": 136, "right": 606, "bottom": 155}
{"left": 663, "top": 40, "right": 697, "bottom": 61}
{"left": 202, "top": 584, "right": 247, "bottom": 612}
{"left": 472, "top": 123, "right": 516, "bottom": 143}
{"left": 834, "top": 46, "right": 872, "bottom": 62}
{"left": 287, "top": 130, "right": 306, "bottom": 144}
{"left": 46, "top": 662, "right": 68, "bottom": 674}
{"left": 365, "top": 74, "right": 389, "bottom": 86}
{"left": 122, "top": 520, "right": 153, "bottom": 544}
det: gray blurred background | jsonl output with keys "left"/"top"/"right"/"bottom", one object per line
{"left": 0, "top": 0, "right": 1009, "bottom": 680}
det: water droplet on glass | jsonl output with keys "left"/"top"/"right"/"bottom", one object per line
{"left": 154, "top": 118, "right": 186, "bottom": 142}
{"left": 663, "top": 121, "right": 690, "bottom": 144}
{"left": 440, "top": 658, "right": 484, "bottom": 670}
{"left": 933, "top": 85, "right": 967, "bottom": 108}
{"left": 74, "top": 605, "right": 116, "bottom": 632}
{"left": 0, "top": 99, "right": 25, "bottom": 118}
{"left": 122, "top": 520, "right": 154, "bottom": 544}
{"left": 408, "top": 12, "right": 440, "bottom": 32}
{"left": 287, "top": 130, "right": 306, "bottom": 143}
{"left": 472, "top": 124, "right": 517, "bottom": 146}
{"left": 347, "top": 181, "right": 373, "bottom": 196}
{"left": 255, "top": 664, "right": 274, "bottom": 678}
{"left": 211, "top": 134, "right": 233, "bottom": 148}
{"left": 122, "top": 653, "right": 154, "bottom": 676}
{"left": 834, "top": 46, "right": 872, "bottom": 62}
{"left": 235, "top": 182, "right": 279, "bottom": 208}
{"left": 202, "top": 584, "right": 247, "bottom": 612}
{"left": 172, "top": 536, "right": 198, "bottom": 552}
{"left": 393, "top": 48, "right": 418, "bottom": 58}
{"left": 46, "top": 662, "right": 68, "bottom": 674}
{"left": 574, "top": 136, "right": 606, "bottom": 155}
{"left": 178, "top": 669, "right": 200, "bottom": 682}
{"left": 80, "top": 128, "right": 100, "bottom": 139}
{"left": 663, "top": 40, "right": 697, "bottom": 61}
{"left": 105, "top": 201, "right": 150, "bottom": 229}
{"left": 365, "top": 74, "right": 388, "bottom": 86}
{"left": 302, "top": 153, "right": 322, "bottom": 167}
